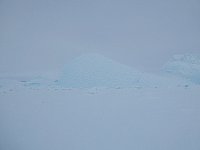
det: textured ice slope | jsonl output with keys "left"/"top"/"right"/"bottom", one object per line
{"left": 59, "top": 54, "right": 143, "bottom": 88}
{"left": 163, "top": 54, "right": 200, "bottom": 84}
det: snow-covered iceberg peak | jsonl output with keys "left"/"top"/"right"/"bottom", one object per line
{"left": 163, "top": 54, "right": 200, "bottom": 84}
{"left": 59, "top": 54, "right": 142, "bottom": 88}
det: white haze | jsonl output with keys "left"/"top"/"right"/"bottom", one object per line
{"left": 0, "top": 0, "right": 200, "bottom": 73}
{"left": 0, "top": 1, "right": 200, "bottom": 150}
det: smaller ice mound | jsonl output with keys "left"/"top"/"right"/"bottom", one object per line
{"left": 59, "top": 54, "right": 143, "bottom": 88}
{"left": 163, "top": 54, "right": 200, "bottom": 84}
{"left": 0, "top": 77, "right": 23, "bottom": 93}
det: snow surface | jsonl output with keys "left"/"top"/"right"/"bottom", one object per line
{"left": 1, "top": 86, "right": 200, "bottom": 150}
{"left": 0, "top": 53, "right": 200, "bottom": 150}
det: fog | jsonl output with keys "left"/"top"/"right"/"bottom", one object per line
{"left": 0, "top": 0, "right": 200, "bottom": 73}
{"left": 1, "top": 1, "right": 200, "bottom": 150}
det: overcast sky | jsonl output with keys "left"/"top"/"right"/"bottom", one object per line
{"left": 0, "top": 0, "right": 200, "bottom": 73}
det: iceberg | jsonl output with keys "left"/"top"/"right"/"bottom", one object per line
{"left": 163, "top": 54, "right": 200, "bottom": 84}
{"left": 58, "top": 54, "right": 190, "bottom": 88}
{"left": 58, "top": 54, "right": 144, "bottom": 88}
